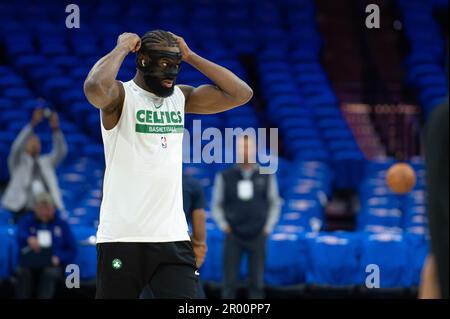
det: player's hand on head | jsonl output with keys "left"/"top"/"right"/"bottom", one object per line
{"left": 116, "top": 32, "right": 141, "bottom": 53}
{"left": 31, "top": 108, "right": 45, "bottom": 127}
{"left": 169, "top": 32, "right": 193, "bottom": 62}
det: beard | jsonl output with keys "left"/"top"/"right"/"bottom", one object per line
{"left": 143, "top": 74, "right": 175, "bottom": 98}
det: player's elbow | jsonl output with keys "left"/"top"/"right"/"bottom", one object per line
{"left": 83, "top": 79, "right": 108, "bottom": 109}
{"left": 83, "top": 79, "right": 100, "bottom": 101}
{"left": 84, "top": 78, "right": 103, "bottom": 96}
{"left": 235, "top": 83, "right": 253, "bottom": 106}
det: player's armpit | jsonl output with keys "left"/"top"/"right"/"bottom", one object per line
{"left": 84, "top": 79, "right": 124, "bottom": 111}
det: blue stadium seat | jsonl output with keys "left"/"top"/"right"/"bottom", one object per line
{"left": 71, "top": 226, "right": 97, "bottom": 280}
{"left": 0, "top": 144, "right": 9, "bottom": 182}
{"left": 318, "top": 118, "right": 347, "bottom": 129}
{"left": 306, "top": 232, "right": 362, "bottom": 286}
{"left": 0, "top": 209, "right": 12, "bottom": 225}
{"left": 359, "top": 207, "right": 403, "bottom": 230}
{"left": 3, "top": 88, "right": 33, "bottom": 101}
{"left": 0, "top": 75, "right": 24, "bottom": 90}
{"left": 285, "top": 198, "right": 323, "bottom": 226}
{"left": 265, "top": 232, "right": 307, "bottom": 285}
{"left": 333, "top": 150, "right": 365, "bottom": 190}
{"left": 328, "top": 140, "right": 359, "bottom": 152}
{"left": 0, "top": 132, "right": 16, "bottom": 145}
{"left": 14, "top": 55, "right": 46, "bottom": 70}
{"left": 322, "top": 129, "right": 353, "bottom": 141}
{"left": 201, "top": 226, "right": 224, "bottom": 283}
{"left": 365, "top": 157, "right": 396, "bottom": 176}
{"left": 0, "top": 98, "right": 13, "bottom": 110}
{"left": 360, "top": 232, "right": 411, "bottom": 288}
{"left": 28, "top": 66, "right": 64, "bottom": 83}
{"left": 0, "top": 226, "right": 15, "bottom": 279}
{"left": 42, "top": 77, "right": 73, "bottom": 94}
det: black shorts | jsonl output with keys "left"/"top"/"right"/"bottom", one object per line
{"left": 96, "top": 241, "right": 198, "bottom": 299}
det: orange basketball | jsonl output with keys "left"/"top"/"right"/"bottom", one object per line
{"left": 386, "top": 163, "right": 417, "bottom": 194}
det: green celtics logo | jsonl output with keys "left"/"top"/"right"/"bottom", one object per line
{"left": 135, "top": 109, "right": 184, "bottom": 134}
{"left": 112, "top": 258, "right": 122, "bottom": 270}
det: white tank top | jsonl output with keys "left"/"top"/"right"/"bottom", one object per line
{"left": 96, "top": 80, "right": 189, "bottom": 243}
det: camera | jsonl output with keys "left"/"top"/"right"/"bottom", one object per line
{"left": 43, "top": 107, "right": 52, "bottom": 119}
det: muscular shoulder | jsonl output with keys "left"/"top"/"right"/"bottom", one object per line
{"left": 177, "top": 84, "right": 194, "bottom": 101}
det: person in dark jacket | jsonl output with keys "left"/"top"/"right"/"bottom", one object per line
{"left": 15, "top": 192, "right": 77, "bottom": 299}
{"left": 212, "top": 135, "right": 281, "bottom": 299}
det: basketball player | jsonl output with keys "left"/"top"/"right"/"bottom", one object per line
{"left": 83, "top": 30, "right": 253, "bottom": 298}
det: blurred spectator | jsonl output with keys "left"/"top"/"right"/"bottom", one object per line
{"left": 140, "top": 173, "right": 208, "bottom": 299}
{"left": 1, "top": 108, "right": 67, "bottom": 222}
{"left": 212, "top": 135, "right": 281, "bottom": 299}
{"left": 15, "top": 192, "right": 77, "bottom": 299}
{"left": 420, "top": 102, "right": 449, "bottom": 299}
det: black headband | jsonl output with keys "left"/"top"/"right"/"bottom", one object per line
{"left": 139, "top": 49, "right": 182, "bottom": 62}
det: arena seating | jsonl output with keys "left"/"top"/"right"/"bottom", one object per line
{"left": 0, "top": 0, "right": 447, "bottom": 293}
{"left": 397, "top": 0, "right": 449, "bottom": 118}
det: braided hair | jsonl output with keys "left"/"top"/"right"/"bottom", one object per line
{"left": 140, "top": 30, "right": 178, "bottom": 51}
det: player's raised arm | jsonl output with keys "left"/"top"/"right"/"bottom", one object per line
{"left": 171, "top": 33, "right": 253, "bottom": 114}
{"left": 83, "top": 33, "right": 141, "bottom": 129}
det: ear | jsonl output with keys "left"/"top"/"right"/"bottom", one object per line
{"left": 137, "top": 53, "right": 151, "bottom": 67}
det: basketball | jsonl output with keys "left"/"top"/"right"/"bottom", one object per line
{"left": 386, "top": 163, "right": 417, "bottom": 194}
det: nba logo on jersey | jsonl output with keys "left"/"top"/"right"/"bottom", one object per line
{"left": 161, "top": 136, "right": 167, "bottom": 149}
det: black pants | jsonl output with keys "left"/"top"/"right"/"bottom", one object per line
{"left": 140, "top": 279, "right": 206, "bottom": 299}
{"left": 15, "top": 266, "right": 62, "bottom": 299}
{"left": 96, "top": 241, "right": 198, "bottom": 299}
{"left": 222, "top": 232, "right": 267, "bottom": 299}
